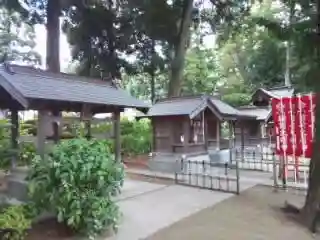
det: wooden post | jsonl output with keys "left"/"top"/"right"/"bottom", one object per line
{"left": 37, "top": 110, "right": 47, "bottom": 159}
{"left": 228, "top": 121, "right": 233, "bottom": 163}
{"left": 216, "top": 120, "right": 220, "bottom": 150}
{"left": 203, "top": 114, "right": 208, "bottom": 151}
{"left": 85, "top": 120, "right": 91, "bottom": 140}
{"left": 169, "top": 121, "right": 175, "bottom": 153}
{"left": 151, "top": 118, "right": 156, "bottom": 153}
{"left": 183, "top": 117, "right": 190, "bottom": 154}
{"left": 10, "top": 109, "right": 19, "bottom": 169}
{"left": 52, "top": 110, "right": 60, "bottom": 143}
{"left": 113, "top": 109, "right": 121, "bottom": 162}
{"left": 240, "top": 122, "right": 245, "bottom": 162}
{"left": 232, "top": 121, "right": 236, "bottom": 147}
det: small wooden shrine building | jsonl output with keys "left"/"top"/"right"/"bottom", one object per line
{"left": 140, "top": 95, "right": 255, "bottom": 172}
{"left": 0, "top": 63, "right": 149, "bottom": 201}
{"left": 236, "top": 86, "right": 294, "bottom": 146}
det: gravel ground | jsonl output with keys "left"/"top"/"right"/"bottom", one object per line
{"left": 146, "top": 185, "right": 317, "bottom": 240}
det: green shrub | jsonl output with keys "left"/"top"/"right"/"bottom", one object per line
{"left": 0, "top": 204, "right": 32, "bottom": 240}
{"left": 91, "top": 122, "right": 112, "bottom": 135}
{"left": 20, "top": 120, "right": 37, "bottom": 136}
{"left": 99, "top": 139, "right": 114, "bottom": 154}
{"left": 28, "top": 138, "right": 124, "bottom": 239}
{"left": 120, "top": 118, "right": 135, "bottom": 135}
{"left": 0, "top": 120, "right": 13, "bottom": 170}
{"left": 121, "top": 119, "right": 151, "bottom": 156}
{"left": 17, "top": 117, "right": 152, "bottom": 158}
{"left": 18, "top": 142, "right": 36, "bottom": 166}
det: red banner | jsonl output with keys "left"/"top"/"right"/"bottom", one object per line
{"left": 271, "top": 94, "right": 315, "bottom": 158}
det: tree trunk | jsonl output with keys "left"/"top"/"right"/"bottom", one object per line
{"left": 46, "top": 0, "right": 60, "bottom": 72}
{"left": 301, "top": 95, "right": 320, "bottom": 228}
{"left": 46, "top": 0, "right": 61, "bottom": 143}
{"left": 300, "top": 0, "right": 320, "bottom": 229}
{"left": 167, "top": 0, "right": 194, "bottom": 97}
{"left": 150, "top": 39, "right": 156, "bottom": 103}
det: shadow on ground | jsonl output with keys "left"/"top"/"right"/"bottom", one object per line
{"left": 146, "top": 185, "right": 316, "bottom": 240}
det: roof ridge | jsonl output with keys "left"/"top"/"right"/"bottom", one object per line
{"left": 268, "top": 85, "right": 293, "bottom": 91}
{"left": 238, "top": 105, "right": 270, "bottom": 109}
{"left": 156, "top": 94, "right": 203, "bottom": 103}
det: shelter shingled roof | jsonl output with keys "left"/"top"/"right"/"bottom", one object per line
{"left": 0, "top": 64, "right": 150, "bottom": 113}
{"left": 247, "top": 86, "right": 294, "bottom": 121}
{"left": 144, "top": 95, "right": 255, "bottom": 120}
{"left": 237, "top": 106, "right": 271, "bottom": 121}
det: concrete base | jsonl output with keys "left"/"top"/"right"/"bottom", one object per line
{"left": 148, "top": 153, "right": 207, "bottom": 173}
{"left": 6, "top": 166, "right": 29, "bottom": 202}
{"left": 148, "top": 154, "right": 181, "bottom": 173}
{"left": 208, "top": 149, "right": 237, "bottom": 164}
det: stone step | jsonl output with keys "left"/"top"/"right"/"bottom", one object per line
{"left": 6, "top": 177, "right": 28, "bottom": 202}
{"left": 0, "top": 193, "right": 24, "bottom": 206}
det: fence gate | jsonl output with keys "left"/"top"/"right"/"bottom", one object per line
{"left": 174, "top": 158, "right": 240, "bottom": 194}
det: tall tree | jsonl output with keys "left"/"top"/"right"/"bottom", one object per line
{"left": 1, "top": 0, "right": 99, "bottom": 73}
{"left": 64, "top": 0, "right": 255, "bottom": 98}
{"left": 63, "top": 0, "right": 140, "bottom": 79}
{"left": 167, "top": 0, "right": 194, "bottom": 97}
{"left": 298, "top": 0, "right": 320, "bottom": 229}
{"left": 181, "top": 46, "right": 220, "bottom": 95}
{"left": 0, "top": 7, "right": 40, "bottom": 64}
{"left": 259, "top": 0, "right": 320, "bottom": 229}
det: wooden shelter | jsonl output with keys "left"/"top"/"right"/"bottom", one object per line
{"left": 140, "top": 95, "right": 254, "bottom": 172}
{"left": 236, "top": 86, "right": 294, "bottom": 146}
{"left": 0, "top": 63, "right": 150, "bottom": 201}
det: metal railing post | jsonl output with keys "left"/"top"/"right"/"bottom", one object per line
{"left": 272, "top": 152, "right": 278, "bottom": 191}
{"left": 236, "top": 154, "right": 240, "bottom": 195}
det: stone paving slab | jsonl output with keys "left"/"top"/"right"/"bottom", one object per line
{"left": 114, "top": 179, "right": 167, "bottom": 201}
{"left": 108, "top": 184, "right": 236, "bottom": 240}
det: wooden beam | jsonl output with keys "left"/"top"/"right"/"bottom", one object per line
{"left": 113, "top": 109, "right": 121, "bottom": 162}
{"left": 10, "top": 109, "right": 19, "bottom": 169}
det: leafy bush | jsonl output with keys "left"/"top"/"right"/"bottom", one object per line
{"left": 28, "top": 138, "right": 124, "bottom": 239}
{"left": 0, "top": 204, "right": 32, "bottom": 240}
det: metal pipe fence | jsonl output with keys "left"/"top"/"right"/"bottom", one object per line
{"left": 174, "top": 158, "right": 240, "bottom": 194}
{"left": 233, "top": 147, "right": 309, "bottom": 191}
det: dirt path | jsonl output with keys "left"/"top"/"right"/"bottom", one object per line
{"left": 146, "top": 185, "right": 316, "bottom": 240}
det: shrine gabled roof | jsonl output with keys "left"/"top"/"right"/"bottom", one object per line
{"left": 144, "top": 95, "right": 255, "bottom": 120}
{"left": 0, "top": 63, "right": 150, "bottom": 112}
{"left": 253, "top": 85, "right": 294, "bottom": 100}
